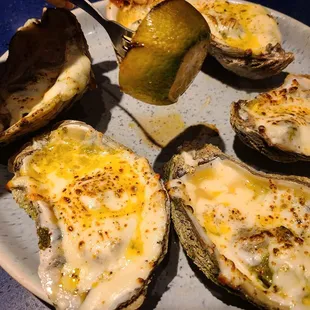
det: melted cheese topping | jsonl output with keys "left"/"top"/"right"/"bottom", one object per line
{"left": 10, "top": 125, "right": 168, "bottom": 310}
{"left": 242, "top": 75, "right": 310, "bottom": 156}
{"left": 198, "top": 0, "right": 281, "bottom": 54}
{"left": 169, "top": 158, "right": 310, "bottom": 309}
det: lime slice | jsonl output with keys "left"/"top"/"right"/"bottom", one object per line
{"left": 119, "top": 0, "right": 210, "bottom": 105}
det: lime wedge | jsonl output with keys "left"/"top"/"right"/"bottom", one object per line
{"left": 119, "top": 0, "right": 210, "bottom": 105}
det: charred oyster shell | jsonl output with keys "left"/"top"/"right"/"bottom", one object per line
{"left": 0, "top": 8, "right": 94, "bottom": 145}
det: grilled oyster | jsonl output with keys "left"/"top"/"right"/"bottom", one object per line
{"left": 0, "top": 8, "right": 93, "bottom": 145}
{"left": 107, "top": 0, "right": 294, "bottom": 79}
{"left": 231, "top": 74, "right": 310, "bottom": 162}
{"left": 196, "top": 0, "right": 294, "bottom": 79}
{"left": 7, "top": 120, "right": 170, "bottom": 310}
{"left": 166, "top": 144, "right": 310, "bottom": 309}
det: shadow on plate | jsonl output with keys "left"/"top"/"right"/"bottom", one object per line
{"left": 0, "top": 132, "right": 36, "bottom": 169}
{"left": 57, "top": 60, "right": 121, "bottom": 132}
{"left": 233, "top": 135, "right": 310, "bottom": 177}
{"left": 0, "top": 167, "right": 12, "bottom": 198}
{"left": 201, "top": 56, "right": 288, "bottom": 93}
{"left": 68, "top": 61, "right": 163, "bottom": 147}
{"left": 0, "top": 60, "right": 6, "bottom": 75}
{"left": 36, "top": 299, "right": 54, "bottom": 310}
{"left": 140, "top": 228, "right": 180, "bottom": 310}
{"left": 153, "top": 124, "right": 225, "bottom": 174}
{"left": 186, "top": 255, "right": 258, "bottom": 310}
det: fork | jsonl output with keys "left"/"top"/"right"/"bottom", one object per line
{"left": 70, "top": 0, "right": 134, "bottom": 62}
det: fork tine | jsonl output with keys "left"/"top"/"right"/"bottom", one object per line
{"left": 122, "top": 35, "right": 132, "bottom": 43}
{"left": 70, "top": 0, "right": 134, "bottom": 62}
{"left": 115, "top": 50, "right": 125, "bottom": 63}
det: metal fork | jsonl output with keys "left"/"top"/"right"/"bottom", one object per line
{"left": 70, "top": 0, "right": 134, "bottom": 62}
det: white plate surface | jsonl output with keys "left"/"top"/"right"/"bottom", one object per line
{"left": 1, "top": 1, "right": 310, "bottom": 309}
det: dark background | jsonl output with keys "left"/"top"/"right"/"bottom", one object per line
{"left": 0, "top": 0, "right": 309, "bottom": 309}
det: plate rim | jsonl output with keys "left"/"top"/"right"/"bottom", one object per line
{"left": 0, "top": 0, "right": 310, "bottom": 306}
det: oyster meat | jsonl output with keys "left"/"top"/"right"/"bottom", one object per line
{"left": 7, "top": 121, "right": 170, "bottom": 310}
{"left": 0, "top": 8, "right": 93, "bottom": 145}
{"left": 231, "top": 74, "right": 310, "bottom": 162}
{"left": 166, "top": 144, "right": 310, "bottom": 309}
{"left": 107, "top": 0, "right": 294, "bottom": 79}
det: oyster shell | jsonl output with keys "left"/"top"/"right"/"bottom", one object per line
{"left": 106, "top": 0, "right": 294, "bottom": 79}
{"left": 7, "top": 120, "right": 170, "bottom": 310}
{"left": 166, "top": 143, "right": 310, "bottom": 309}
{"left": 0, "top": 8, "right": 94, "bottom": 145}
{"left": 231, "top": 74, "right": 310, "bottom": 162}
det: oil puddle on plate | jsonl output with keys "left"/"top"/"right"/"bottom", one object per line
{"left": 129, "top": 112, "right": 186, "bottom": 148}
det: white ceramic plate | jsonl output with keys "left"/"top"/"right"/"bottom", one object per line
{"left": 1, "top": 1, "right": 310, "bottom": 309}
